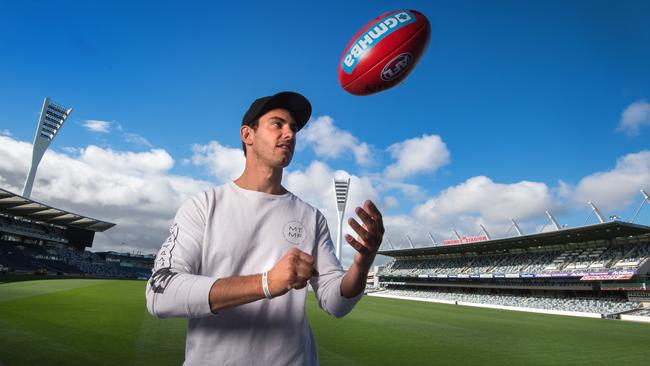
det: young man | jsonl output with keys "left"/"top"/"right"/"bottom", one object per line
{"left": 146, "top": 91, "right": 384, "bottom": 365}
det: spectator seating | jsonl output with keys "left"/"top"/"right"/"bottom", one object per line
{"left": 381, "top": 287, "right": 640, "bottom": 315}
{"left": 380, "top": 241, "right": 650, "bottom": 278}
{"left": 0, "top": 240, "right": 151, "bottom": 279}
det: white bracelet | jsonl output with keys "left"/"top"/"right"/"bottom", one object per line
{"left": 262, "top": 271, "right": 273, "bottom": 299}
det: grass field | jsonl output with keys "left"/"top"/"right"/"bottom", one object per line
{"left": 1, "top": 278, "right": 649, "bottom": 365}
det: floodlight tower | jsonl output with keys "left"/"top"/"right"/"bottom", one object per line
{"left": 587, "top": 202, "right": 606, "bottom": 224}
{"left": 509, "top": 218, "right": 524, "bottom": 236}
{"left": 631, "top": 189, "right": 650, "bottom": 223}
{"left": 479, "top": 224, "right": 491, "bottom": 240}
{"left": 545, "top": 210, "right": 562, "bottom": 231}
{"left": 385, "top": 236, "right": 394, "bottom": 250}
{"left": 333, "top": 178, "right": 351, "bottom": 261}
{"left": 22, "top": 97, "right": 72, "bottom": 198}
{"left": 427, "top": 232, "right": 438, "bottom": 246}
{"left": 452, "top": 228, "right": 462, "bottom": 241}
{"left": 405, "top": 235, "right": 414, "bottom": 248}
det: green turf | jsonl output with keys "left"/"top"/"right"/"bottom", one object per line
{"left": 0, "top": 279, "right": 649, "bottom": 365}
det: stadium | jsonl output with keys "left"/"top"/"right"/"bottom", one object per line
{"left": 1, "top": 97, "right": 650, "bottom": 365}
{"left": 0, "top": 187, "right": 153, "bottom": 279}
{"left": 375, "top": 219, "right": 650, "bottom": 320}
{"left": 2, "top": 192, "right": 650, "bottom": 365}
{"left": 0, "top": 98, "right": 153, "bottom": 280}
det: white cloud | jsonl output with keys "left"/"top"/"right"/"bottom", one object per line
{"left": 617, "top": 100, "right": 650, "bottom": 136}
{"left": 61, "top": 146, "right": 81, "bottom": 155}
{"left": 381, "top": 214, "right": 433, "bottom": 250}
{"left": 384, "top": 196, "right": 398, "bottom": 208}
{"left": 124, "top": 132, "right": 153, "bottom": 147}
{"left": 0, "top": 129, "right": 11, "bottom": 136}
{"left": 83, "top": 120, "right": 111, "bottom": 133}
{"left": 0, "top": 135, "right": 211, "bottom": 253}
{"left": 284, "top": 161, "right": 380, "bottom": 224}
{"left": 572, "top": 150, "right": 650, "bottom": 212}
{"left": 191, "top": 141, "right": 245, "bottom": 182}
{"left": 556, "top": 179, "right": 573, "bottom": 199}
{"left": 79, "top": 146, "right": 174, "bottom": 176}
{"left": 384, "top": 150, "right": 650, "bottom": 249}
{"left": 384, "top": 134, "right": 450, "bottom": 179}
{"left": 417, "top": 176, "right": 552, "bottom": 221}
{"left": 299, "top": 116, "right": 373, "bottom": 166}
{"left": 409, "top": 176, "right": 554, "bottom": 242}
{"left": 376, "top": 179, "right": 424, "bottom": 200}
{"left": 82, "top": 120, "right": 153, "bottom": 147}
{"left": 284, "top": 160, "right": 336, "bottom": 211}
{"left": 113, "top": 123, "right": 153, "bottom": 147}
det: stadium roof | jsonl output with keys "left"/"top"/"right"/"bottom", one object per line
{"left": 0, "top": 187, "right": 115, "bottom": 232}
{"left": 379, "top": 221, "right": 650, "bottom": 258}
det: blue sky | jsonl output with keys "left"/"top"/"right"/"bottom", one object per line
{"left": 1, "top": 1, "right": 649, "bottom": 260}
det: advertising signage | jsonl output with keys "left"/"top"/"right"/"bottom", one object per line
{"left": 443, "top": 235, "right": 488, "bottom": 245}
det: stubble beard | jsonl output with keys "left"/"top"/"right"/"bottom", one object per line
{"left": 253, "top": 144, "right": 293, "bottom": 169}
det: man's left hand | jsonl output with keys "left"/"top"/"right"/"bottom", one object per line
{"left": 345, "top": 200, "right": 384, "bottom": 269}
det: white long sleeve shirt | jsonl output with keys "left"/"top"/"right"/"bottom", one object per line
{"left": 145, "top": 182, "right": 362, "bottom": 365}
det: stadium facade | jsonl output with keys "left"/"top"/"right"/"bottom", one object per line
{"left": 377, "top": 220, "right": 650, "bottom": 318}
{"left": 0, "top": 187, "right": 152, "bottom": 279}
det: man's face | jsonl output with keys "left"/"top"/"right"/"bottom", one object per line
{"left": 248, "top": 108, "right": 298, "bottom": 168}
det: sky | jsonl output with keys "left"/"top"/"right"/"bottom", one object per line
{"left": 1, "top": 0, "right": 649, "bottom": 267}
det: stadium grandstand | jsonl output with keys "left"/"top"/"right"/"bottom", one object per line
{"left": 0, "top": 187, "right": 152, "bottom": 279}
{"left": 377, "top": 218, "right": 650, "bottom": 318}
{"left": 1, "top": 97, "right": 154, "bottom": 280}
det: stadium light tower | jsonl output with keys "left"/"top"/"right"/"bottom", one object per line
{"left": 22, "top": 97, "right": 72, "bottom": 198}
{"left": 631, "top": 189, "right": 650, "bottom": 223}
{"left": 405, "top": 234, "right": 414, "bottom": 248}
{"left": 509, "top": 218, "right": 524, "bottom": 236}
{"left": 333, "top": 178, "right": 351, "bottom": 261}
{"left": 452, "top": 228, "right": 462, "bottom": 241}
{"left": 385, "top": 236, "right": 394, "bottom": 250}
{"left": 427, "top": 232, "right": 438, "bottom": 246}
{"left": 479, "top": 224, "right": 491, "bottom": 240}
{"left": 545, "top": 210, "right": 562, "bottom": 231}
{"left": 587, "top": 201, "right": 606, "bottom": 224}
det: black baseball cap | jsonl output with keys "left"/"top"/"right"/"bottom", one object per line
{"left": 242, "top": 91, "right": 312, "bottom": 131}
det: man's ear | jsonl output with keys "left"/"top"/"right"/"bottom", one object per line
{"left": 241, "top": 125, "right": 254, "bottom": 146}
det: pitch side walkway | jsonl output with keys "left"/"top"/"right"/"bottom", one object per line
{"left": 368, "top": 292, "right": 639, "bottom": 320}
{"left": 368, "top": 292, "right": 650, "bottom": 324}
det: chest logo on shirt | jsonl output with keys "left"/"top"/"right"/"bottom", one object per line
{"left": 282, "top": 221, "right": 306, "bottom": 245}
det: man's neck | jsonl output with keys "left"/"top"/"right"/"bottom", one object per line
{"left": 234, "top": 161, "right": 286, "bottom": 195}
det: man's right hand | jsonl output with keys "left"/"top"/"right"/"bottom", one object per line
{"left": 267, "top": 247, "right": 319, "bottom": 297}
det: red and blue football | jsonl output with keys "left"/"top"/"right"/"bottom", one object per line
{"left": 338, "top": 10, "right": 431, "bottom": 96}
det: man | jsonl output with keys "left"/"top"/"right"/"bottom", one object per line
{"left": 146, "top": 91, "right": 384, "bottom": 365}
